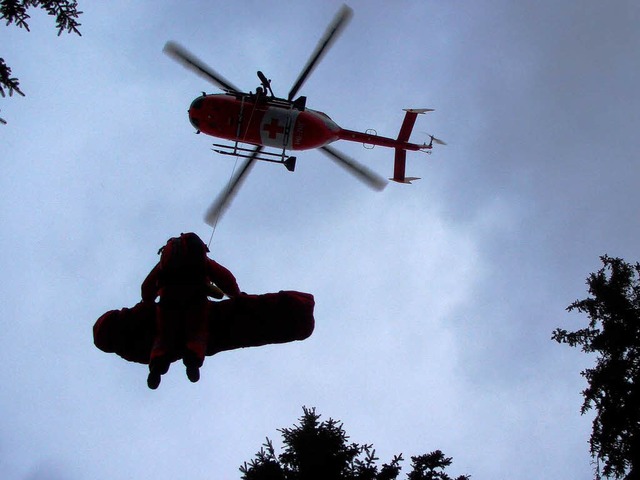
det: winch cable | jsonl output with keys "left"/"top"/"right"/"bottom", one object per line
{"left": 208, "top": 155, "right": 240, "bottom": 249}
{"left": 208, "top": 99, "right": 261, "bottom": 248}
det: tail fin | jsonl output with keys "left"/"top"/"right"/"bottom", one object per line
{"left": 391, "top": 108, "right": 433, "bottom": 183}
{"left": 391, "top": 149, "right": 420, "bottom": 184}
{"left": 397, "top": 108, "right": 432, "bottom": 142}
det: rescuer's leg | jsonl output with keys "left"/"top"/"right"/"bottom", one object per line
{"left": 183, "top": 301, "right": 209, "bottom": 383}
{"left": 147, "top": 304, "right": 177, "bottom": 389}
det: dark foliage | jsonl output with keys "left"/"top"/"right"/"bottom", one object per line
{"left": 406, "top": 451, "right": 469, "bottom": 480}
{"left": 553, "top": 255, "right": 640, "bottom": 480}
{"left": 240, "top": 407, "right": 469, "bottom": 480}
{"left": 0, "top": 57, "right": 24, "bottom": 97}
{"left": 1, "top": 0, "right": 82, "bottom": 97}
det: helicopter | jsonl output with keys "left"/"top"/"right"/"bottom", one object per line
{"left": 164, "top": 5, "right": 445, "bottom": 225}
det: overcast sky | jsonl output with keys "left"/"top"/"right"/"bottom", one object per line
{"left": 1, "top": 1, "right": 639, "bottom": 479}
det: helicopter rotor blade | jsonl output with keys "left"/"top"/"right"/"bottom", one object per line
{"left": 164, "top": 41, "right": 241, "bottom": 94}
{"left": 320, "top": 145, "right": 387, "bottom": 191}
{"left": 204, "top": 145, "right": 263, "bottom": 226}
{"left": 287, "top": 5, "right": 353, "bottom": 101}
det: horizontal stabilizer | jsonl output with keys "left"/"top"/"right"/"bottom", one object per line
{"left": 402, "top": 108, "right": 434, "bottom": 114}
{"left": 390, "top": 176, "right": 420, "bottom": 184}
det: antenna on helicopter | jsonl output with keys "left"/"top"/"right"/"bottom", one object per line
{"left": 257, "top": 71, "right": 274, "bottom": 97}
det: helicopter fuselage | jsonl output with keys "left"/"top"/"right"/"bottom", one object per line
{"left": 187, "top": 92, "right": 433, "bottom": 159}
{"left": 188, "top": 93, "right": 341, "bottom": 151}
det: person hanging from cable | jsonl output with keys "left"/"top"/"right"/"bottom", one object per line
{"left": 141, "top": 232, "right": 241, "bottom": 389}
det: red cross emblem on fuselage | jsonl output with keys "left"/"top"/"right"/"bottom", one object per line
{"left": 263, "top": 117, "right": 285, "bottom": 139}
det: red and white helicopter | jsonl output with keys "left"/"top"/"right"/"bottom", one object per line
{"left": 164, "top": 5, "right": 444, "bottom": 225}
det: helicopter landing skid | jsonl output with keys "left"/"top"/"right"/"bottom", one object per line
{"left": 212, "top": 143, "right": 296, "bottom": 172}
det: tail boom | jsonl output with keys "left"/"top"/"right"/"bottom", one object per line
{"left": 337, "top": 128, "right": 425, "bottom": 151}
{"left": 335, "top": 108, "right": 436, "bottom": 184}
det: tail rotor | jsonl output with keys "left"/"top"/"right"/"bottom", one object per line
{"left": 428, "top": 134, "right": 447, "bottom": 147}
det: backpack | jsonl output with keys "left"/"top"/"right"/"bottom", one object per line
{"left": 157, "top": 232, "right": 209, "bottom": 286}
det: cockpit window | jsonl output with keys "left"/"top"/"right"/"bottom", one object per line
{"left": 190, "top": 97, "right": 205, "bottom": 110}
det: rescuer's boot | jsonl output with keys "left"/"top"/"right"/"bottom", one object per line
{"left": 183, "top": 351, "right": 201, "bottom": 383}
{"left": 186, "top": 365, "right": 200, "bottom": 383}
{"left": 147, "top": 358, "right": 170, "bottom": 390}
{"left": 147, "top": 370, "right": 161, "bottom": 390}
